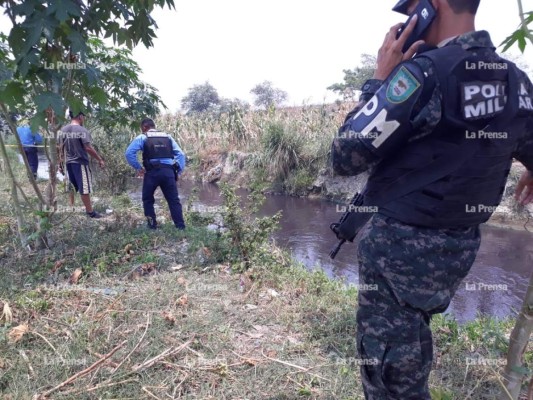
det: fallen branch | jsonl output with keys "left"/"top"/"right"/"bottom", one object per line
{"left": 110, "top": 314, "right": 151, "bottom": 374}
{"left": 35, "top": 340, "right": 127, "bottom": 399}
{"left": 85, "top": 335, "right": 197, "bottom": 395}
{"left": 30, "top": 330, "right": 60, "bottom": 357}
{"left": 133, "top": 336, "right": 195, "bottom": 373}
{"left": 142, "top": 386, "right": 164, "bottom": 400}
{"left": 261, "top": 349, "right": 330, "bottom": 382}
{"left": 87, "top": 350, "right": 120, "bottom": 369}
{"left": 19, "top": 350, "right": 35, "bottom": 377}
{"left": 54, "top": 378, "right": 138, "bottom": 397}
{"left": 230, "top": 350, "right": 262, "bottom": 365}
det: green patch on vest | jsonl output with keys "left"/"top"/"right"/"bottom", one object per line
{"left": 386, "top": 67, "right": 421, "bottom": 104}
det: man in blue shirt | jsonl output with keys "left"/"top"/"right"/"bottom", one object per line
{"left": 16, "top": 124, "right": 43, "bottom": 178}
{"left": 125, "top": 118, "right": 186, "bottom": 230}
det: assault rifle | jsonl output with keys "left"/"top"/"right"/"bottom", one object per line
{"left": 329, "top": 191, "right": 374, "bottom": 259}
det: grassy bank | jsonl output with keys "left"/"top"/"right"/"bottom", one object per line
{"left": 0, "top": 181, "right": 531, "bottom": 399}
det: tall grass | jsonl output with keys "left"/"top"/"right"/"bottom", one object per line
{"left": 156, "top": 102, "right": 355, "bottom": 191}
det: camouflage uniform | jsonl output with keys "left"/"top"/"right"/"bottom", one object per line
{"left": 331, "top": 31, "right": 533, "bottom": 399}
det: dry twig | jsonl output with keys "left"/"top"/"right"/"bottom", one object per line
{"left": 35, "top": 340, "right": 127, "bottom": 399}
{"left": 111, "top": 313, "right": 151, "bottom": 374}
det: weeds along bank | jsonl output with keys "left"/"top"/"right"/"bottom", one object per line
{"left": 155, "top": 103, "right": 352, "bottom": 196}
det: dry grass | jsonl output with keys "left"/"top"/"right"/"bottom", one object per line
{"left": 0, "top": 255, "right": 529, "bottom": 399}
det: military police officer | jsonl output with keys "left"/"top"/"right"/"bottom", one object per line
{"left": 125, "top": 118, "right": 186, "bottom": 230}
{"left": 331, "top": 0, "right": 533, "bottom": 398}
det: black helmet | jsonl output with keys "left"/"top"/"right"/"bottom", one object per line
{"left": 393, "top": 0, "right": 411, "bottom": 15}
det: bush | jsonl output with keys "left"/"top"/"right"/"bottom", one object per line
{"left": 219, "top": 183, "right": 281, "bottom": 271}
{"left": 261, "top": 121, "right": 304, "bottom": 181}
{"left": 90, "top": 127, "right": 135, "bottom": 194}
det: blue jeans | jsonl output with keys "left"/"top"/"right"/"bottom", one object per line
{"left": 142, "top": 166, "right": 185, "bottom": 228}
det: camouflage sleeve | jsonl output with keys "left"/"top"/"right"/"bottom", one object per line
{"left": 331, "top": 57, "right": 441, "bottom": 176}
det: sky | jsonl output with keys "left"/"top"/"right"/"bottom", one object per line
{"left": 131, "top": 0, "right": 533, "bottom": 112}
{"left": 2, "top": 0, "right": 533, "bottom": 113}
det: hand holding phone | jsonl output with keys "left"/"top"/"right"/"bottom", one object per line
{"left": 396, "top": 0, "right": 437, "bottom": 53}
{"left": 373, "top": 16, "right": 424, "bottom": 80}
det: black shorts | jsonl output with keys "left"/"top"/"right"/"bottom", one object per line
{"left": 66, "top": 163, "right": 92, "bottom": 195}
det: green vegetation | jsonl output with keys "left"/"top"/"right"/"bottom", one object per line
{"left": 0, "top": 219, "right": 529, "bottom": 398}
{"left": 0, "top": 157, "right": 530, "bottom": 399}
{"left": 327, "top": 54, "right": 377, "bottom": 102}
{"left": 156, "top": 102, "right": 348, "bottom": 195}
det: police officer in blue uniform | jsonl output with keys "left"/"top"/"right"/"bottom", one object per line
{"left": 331, "top": 0, "right": 533, "bottom": 398}
{"left": 16, "top": 123, "right": 43, "bottom": 178}
{"left": 125, "top": 118, "right": 186, "bottom": 230}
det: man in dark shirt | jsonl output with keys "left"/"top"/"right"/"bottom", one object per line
{"left": 58, "top": 111, "right": 105, "bottom": 218}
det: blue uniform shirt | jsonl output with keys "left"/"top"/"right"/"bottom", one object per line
{"left": 16, "top": 125, "right": 43, "bottom": 147}
{"left": 125, "top": 129, "right": 186, "bottom": 173}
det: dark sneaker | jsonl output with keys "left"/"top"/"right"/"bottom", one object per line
{"left": 87, "top": 210, "right": 103, "bottom": 219}
{"left": 175, "top": 224, "right": 186, "bottom": 230}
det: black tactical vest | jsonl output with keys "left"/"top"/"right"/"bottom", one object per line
{"left": 365, "top": 45, "right": 531, "bottom": 228}
{"left": 142, "top": 131, "right": 174, "bottom": 165}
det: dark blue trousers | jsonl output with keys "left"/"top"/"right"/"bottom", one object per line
{"left": 142, "top": 167, "right": 185, "bottom": 229}
{"left": 23, "top": 147, "right": 38, "bottom": 176}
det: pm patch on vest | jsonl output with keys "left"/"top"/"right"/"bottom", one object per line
{"left": 461, "top": 80, "right": 507, "bottom": 120}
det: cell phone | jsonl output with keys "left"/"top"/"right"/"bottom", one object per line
{"left": 396, "top": 0, "right": 437, "bottom": 53}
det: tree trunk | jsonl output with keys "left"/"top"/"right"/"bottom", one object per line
{"left": 500, "top": 272, "right": 533, "bottom": 399}
{"left": 0, "top": 130, "right": 27, "bottom": 245}
{"left": 0, "top": 103, "right": 45, "bottom": 204}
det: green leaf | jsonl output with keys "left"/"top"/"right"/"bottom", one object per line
{"left": 518, "top": 33, "right": 527, "bottom": 53}
{"left": 500, "top": 30, "right": 525, "bottom": 53}
{"left": 35, "top": 91, "right": 65, "bottom": 116}
{"left": 88, "top": 86, "right": 108, "bottom": 106}
{"left": 30, "top": 113, "right": 48, "bottom": 132}
{"left": 54, "top": 0, "right": 82, "bottom": 22}
{"left": 18, "top": 48, "right": 41, "bottom": 77}
{"left": 66, "top": 30, "right": 87, "bottom": 54}
{"left": 0, "top": 81, "right": 26, "bottom": 107}
{"left": 67, "top": 98, "right": 85, "bottom": 116}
